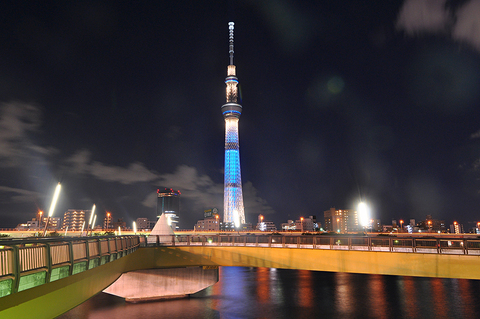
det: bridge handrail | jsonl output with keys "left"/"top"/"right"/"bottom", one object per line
{"left": 142, "top": 234, "right": 480, "bottom": 256}
{"left": 0, "top": 235, "right": 141, "bottom": 298}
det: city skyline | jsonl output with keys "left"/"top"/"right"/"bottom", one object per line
{"left": 1, "top": 1, "right": 480, "bottom": 228}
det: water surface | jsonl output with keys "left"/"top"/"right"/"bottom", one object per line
{"left": 58, "top": 267, "right": 480, "bottom": 319}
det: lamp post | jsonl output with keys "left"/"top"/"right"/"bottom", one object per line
{"left": 91, "top": 215, "right": 97, "bottom": 236}
{"left": 38, "top": 211, "right": 43, "bottom": 229}
{"left": 399, "top": 220, "right": 404, "bottom": 233}
{"left": 87, "top": 204, "right": 96, "bottom": 236}
{"left": 300, "top": 217, "right": 304, "bottom": 232}
{"left": 43, "top": 183, "right": 61, "bottom": 237}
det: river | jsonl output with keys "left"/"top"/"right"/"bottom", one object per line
{"left": 58, "top": 267, "right": 480, "bottom": 319}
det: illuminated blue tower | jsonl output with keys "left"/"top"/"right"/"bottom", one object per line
{"left": 222, "top": 22, "right": 245, "bottom": 228}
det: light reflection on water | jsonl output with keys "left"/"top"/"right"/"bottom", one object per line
{"left": 58, "top": 267, "right": 480, "bottom": 319}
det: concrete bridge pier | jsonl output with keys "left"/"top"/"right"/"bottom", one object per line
{"left": 102, "top": 266, "right": 219, "bottom": 302}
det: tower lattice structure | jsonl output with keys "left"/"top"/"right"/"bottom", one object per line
{"left": 222, "top": 22, "right": 245, "bottom": 228}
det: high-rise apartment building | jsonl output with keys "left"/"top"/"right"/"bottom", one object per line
{"left": 156, "top": 188, "right": 181, "bottom": 229}
{"left": 62, "top": 209, "right": 88, "bottom": 231}
{"left": 324, "top": 207, "right": 359, "bottom": 233}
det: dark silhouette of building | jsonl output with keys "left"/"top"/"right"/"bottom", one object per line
{"left": 156, "top": 188, "right": 181, "bottom": 229}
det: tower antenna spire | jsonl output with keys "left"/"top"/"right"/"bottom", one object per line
{"left": 228, "top": 22, "right": 234, "bottom": 65}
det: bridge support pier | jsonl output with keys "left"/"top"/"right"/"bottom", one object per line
{"left": 102, "top": 266, "right": 219, "bottom": 302}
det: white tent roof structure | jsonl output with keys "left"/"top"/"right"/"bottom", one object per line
{"left": 147, "top": 213, "right": 175, "bottom": 244}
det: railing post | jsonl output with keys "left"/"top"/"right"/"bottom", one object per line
{"left": 12, "top": 245, "right": 20, "bottom": 294}
{"left": 282, "top": 235, "right": 285, "bottom": 248}
{"left": 45, "top": 243, "right": 52, "bottom": 283}
{"left": 187, "top": 235, "right": 190, "bottom": 246}
{"left": 368, "top": 237, "right": 371, "bottom": 251}
{"left": 348, "top": 237, "right": 351, "bottom": 250}
{"left": 464, "top": 239, "right": 467, "bottom": 255}
{"left": 313, "top": 236, "right": 316, "bottom": 249}
{"left": 244, "top": 236, "right": 247, "bottom": 247}
{"left": 330, "top": 237, "right": 333, "bottom": 250}
{"left": 268, "top": 236, "right": 272, "bottom": 248}
{"left": 297, "top": 236, "right": 300, "bottom": 249}
{"left": 85, "top": 239, "right": 90, "bottom": 266}
{"left": 389, "top": 237, "right": 393, "bottom": 252}
{"left": 68, "top": 241, "right": 74, "bottom": 276}
{"left": 255, "top": 235, "right": 259, "bottom": 247}
{"left": 413, "top": 238, "right": 416, "bottom": 253}
{"left": 172, "top": 235, "right": 175, "bottom": 247}
{"left": 437, "top": 239, "right": 440, "bottom": 254}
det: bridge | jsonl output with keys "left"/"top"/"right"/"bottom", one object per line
{"left": 1, "top": 234, "right": 480, "bottom": 318}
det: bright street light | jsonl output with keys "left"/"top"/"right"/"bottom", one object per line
{"left": 92, "top": 215, "right": 97, "bottom": 235}
{"left": 48, "top": 183, "right": 62, "bottom": 218}
{"left": 88, "top": 204, "right": 95, "bottom": 235}
{"left": 358, "top": 202, "right": 370, "bottom": 228}
{"left": 43, "top": 182, "right": 61, "bottom": 236}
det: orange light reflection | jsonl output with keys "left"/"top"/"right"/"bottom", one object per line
{"left": 403, "top": 276, "right": 418, "bottom": 318}
{"left": 256, "top": 267, "right": 270, "bottom": 303}
{"left": 368, "top": 275, "right": 387, "bottom": 318}
{"left": 297, "top": 270, "right": 312, "bottom": 308}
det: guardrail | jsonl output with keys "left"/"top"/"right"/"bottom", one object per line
{"left": 143, "top": 234, "right": 480, "bottom": 256}
{"left": 0, "top": 235, "right": 140, "bottom": 298}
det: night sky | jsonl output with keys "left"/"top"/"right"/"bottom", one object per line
{"left": 1, "top": 0, "right": 480, "bottom": 230}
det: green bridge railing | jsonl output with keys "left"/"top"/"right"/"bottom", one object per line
{"left": 0, "top": 235, "right": 140, "bottom": 298}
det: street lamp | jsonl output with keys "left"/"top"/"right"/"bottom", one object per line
{"left": 106, "top": 212, "right": 111, "bottom": 230}
{"left": 91, "top": 215, "right": 97, "bottom": 236}
{"left": 88, "top": 204, "right": 96, "bottom": 236}
{"left": 358, "top": 202, "right": 370, "bottom": 236}
{"left": 43, "top": 182, "right": 61, "bottom": 236}
{"left": 399, "top": 220, "right": 404, "bottom": 233}
{"left": 38, "top": 211, "right": 43, "bottom": 228}
{"left": 300, "top": 217, "right": 304, "bottom": 232}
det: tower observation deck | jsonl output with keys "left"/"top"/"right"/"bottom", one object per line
{"left": 222, "top": 22, "right": 245, "bottom": 228}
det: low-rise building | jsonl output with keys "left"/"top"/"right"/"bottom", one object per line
{"left": 281, "top": 220, "right": 296, "bottom": 231}
{"left": 256, "top": 215, "right": 277, "bottom": 232}
{"left": 136, "top": 218, "right": 156, "bottom": 230}
{"left": 16, "top": 216, "right": 62, "bottom": 231}
{"left": 295, "top": 216, "right": 317, "bottom": 232}
{"left": 194, "top": 217, "right": 220, "bottom": 231}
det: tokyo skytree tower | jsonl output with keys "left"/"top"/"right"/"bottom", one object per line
{"left": 222, "top": 22, "right": 245, "bottom": 228}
